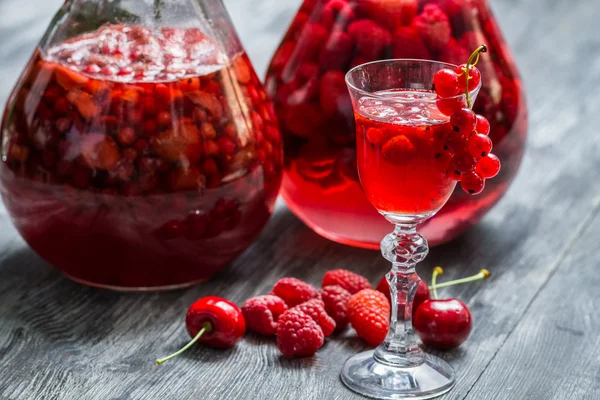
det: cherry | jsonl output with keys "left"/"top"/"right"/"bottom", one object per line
{"left": 475, "top": 114, "right": 490, "bottom": 135}
{"left": 467, "top": 133, "right": 492, "bottom": 158}
{"left": 450, "top": 107, "right": 476, "bottom": 134}
{"left": 433, "top": 68, "right": 460, "bottom": 98}
{"left": 461, "top": 171, "right": 485, "bottom": 194}
{"left": 414, "top": 298, "right": 472, "bottom": 349}
{"left": 156, "top": 296, "right": 246, "bottom": 364}
{"left": 413, "top": 267, "right": 489, "bottom": 349}
{"left": 476, "top": 153, "right": 501, "bottom": 178}
{"left": 376, "top": 276, "right": 430, "bottom": 316}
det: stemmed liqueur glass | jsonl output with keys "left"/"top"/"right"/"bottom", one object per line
{"left": 342, "top": 59, "right": 481, "bottom": 399}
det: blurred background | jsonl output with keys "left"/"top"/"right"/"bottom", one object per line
{"left": 0, "top": 0, "right": 525, "bottom": 106}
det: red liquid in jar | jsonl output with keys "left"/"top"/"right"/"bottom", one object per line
{"left": 266, "top": 0, "right": 527, "bottom": 248}
{"left": 0, "top": 25, "right": 283, "bottom": 289}
{"left": 356, "top": 90, "right": 456, "bottom": 215}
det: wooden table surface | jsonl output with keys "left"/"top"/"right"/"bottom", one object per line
{"left": 1, "top": 0, "right": 599, "bottom": 399}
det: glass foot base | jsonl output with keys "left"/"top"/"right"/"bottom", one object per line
{"left": 341, "top": 350, "right": 455, "bottom": 399}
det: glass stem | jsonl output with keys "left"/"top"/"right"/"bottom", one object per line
{"left": 375, "top": 223, "right": 427, "bottom": 368}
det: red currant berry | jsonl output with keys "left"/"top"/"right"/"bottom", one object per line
{"left": 436, "top": 97, "right": 466, "bottom": 116}
{"left": 455, "top": 64, "right": 481, "bottom": 91}
{"left": 467, "top": 133, "right": 493, "bottom": 158}
{"left": 475, "top": 114, "right": 490, "bottom": 135}
{"left": 445, "top": 130, "right": 467, "bottom": 152}
{"left": 475, "top": 153, "right": 501, "bottom": 178}
{"left": 450, "top": 108, "right": 476, "bottom": 133}
{"left": 461, "top": 171, "right": 485, "bottom": 194}
{"left": 447, "top": 167, "right": 462, "bottom": 181}
{"left": 433, "top": 69, "right": 460, "bottom": 98}
{"left": 452, "top": 152, "right": 477, "bottom": 173}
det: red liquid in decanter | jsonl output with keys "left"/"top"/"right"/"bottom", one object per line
{"left": 266, "top": 0, "right": 527, "bottom": 248}
{"left": 1, "top": 25, "right": 283, "bottom": 289}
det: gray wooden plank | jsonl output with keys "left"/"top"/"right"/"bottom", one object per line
{"left": 463, "top": 202, "right": 600, "bottom": 400}
{"left": 0, "top": 0, "right": 599, "bottom": 399}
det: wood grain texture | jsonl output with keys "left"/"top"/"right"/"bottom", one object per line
{"left": 0, "top": 0, "right": 599, "bottom": 399}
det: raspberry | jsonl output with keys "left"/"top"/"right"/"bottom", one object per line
{"left": 347, "top": 289, "right": 390, "bottom": 346}
{"left": 365, "top": 127, "right": 390, "bottom": 146}
{"left": 319, "top": 70, "right": 352, "bottom": 117}
{"left": 414, "top": 4, "right": 451, "bottom": 53}
{"left": 284, "top": 103, "right": 325, "bottom": 138}
{"left": 295, "top": 23, "right": 329, "bottom": 62}
{"left": 242, "top": 295, "right": 288, "bottom": 336}
{"left": 320, "top": 285, "right": 352, "bottom": 330}
{"left": 322, "top": 269, "right": 372, "bottom": 294}
{"left": 319, "top": 31, "right": 354, "bottom": 70}
{"left": 347, "top": 20, "right": 391, "bottom": 61}
{"left": 321, "top": 0, "right": 356, "bottom": 29}
{"left": 356, "top": 0, "right": 418, "bottom": 29}
{"left": 272, "top": 277, "right": 319, "bottom": 307}
{"left": 391, "top": 26, "right": 430, "bottom": 59}
{"left": 276, "top": 309, "right": 325, "bottom": 358}
{"left": 292, "top": 299, "right": 336, "bottom": 336}
{"left": 382, "top": 135, "right": 416, "bottom": 163}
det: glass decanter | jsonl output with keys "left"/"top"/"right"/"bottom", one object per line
{"left": 0, "top": 0, "right": 283, "bottom": 290}
{"left": 265, "top": 0, "right": 526, "bottom": 248}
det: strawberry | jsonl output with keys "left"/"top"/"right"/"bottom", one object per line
{"left": 391, "top": 26, "right": 431, "bottom": 59}
{"left": 272, "top": 277, "right": 320, "bottom": 307}
{"left": 242, "top": 295, "right": 288, "bottom": 336}
{"left": 414, "top": 4, "right": 451, "bottom": 53}
{"left": 292, "top": 299, "right": 336, "bottom": 336}
{"left": 276, "top": 309, "right": 325, "bottom": 358}
{"left": 347, "top": 20, "right": 391, "bottom": 61}
{"left": 356, "top": 0, "right": 418, "bottom": 29}
{"left": 322, "top": 269, "right": 372, "bottom": 294}
{"left": 347, "top": 289, "right": 390, "bottom": 346}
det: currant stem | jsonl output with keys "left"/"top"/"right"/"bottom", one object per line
{"left": 156, "top": 321, "right": 212, "bottom": 365}
{"left": 464, "top": 44, "right": 488, "bottom": 109}
{"left": 431, "top": 267, "right": 443, "bottom": 300}
{"left": 428, "top": 269, "right": 491, "bottom": 290}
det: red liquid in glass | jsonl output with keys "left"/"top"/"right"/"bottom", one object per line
{"left": 356, "top": 90, "right": 455, "bottom": 215}
{"left": 0, "top": 26, "right": 283, "bottom": 289}
{"left": 266, "top": 0, "right": 527, "bottom": 248}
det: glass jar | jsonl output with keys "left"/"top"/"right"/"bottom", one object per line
{"left": 265, "top": 0, "right": 526, "bottom": 248}
{"left": 0, "top": 0, "right": 283, "bottom": 290}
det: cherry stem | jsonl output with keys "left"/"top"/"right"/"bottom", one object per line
{"left": 428, "top": 269, "right": 491, "bottom": 290}
{"left": 431, "top": 267, "right": 443, "bottom": 300}
{"left": 464, "top": 44, "right": 488, "bottom": 109}
{"left": 156, "top": 321, "right": 212, "bottom": 365}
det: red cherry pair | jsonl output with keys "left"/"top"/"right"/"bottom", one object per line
{"left": 376, "top": 267, "right": 491, "bottom": 349}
